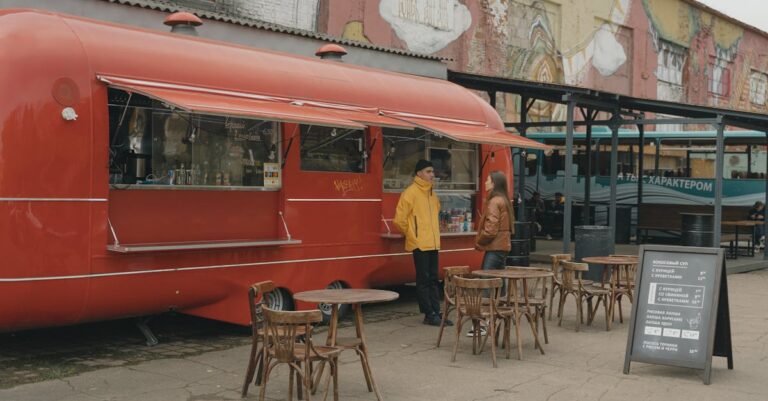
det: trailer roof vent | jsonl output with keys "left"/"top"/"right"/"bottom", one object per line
{"left": 164, "top": 12, "right": 202, "bottom": 36}
{"left": 315, "top": 44, "right": 347, "bottom": 62}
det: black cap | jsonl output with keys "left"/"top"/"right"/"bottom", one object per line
{"left": 414, "top": 159, "right": 433, "bottom": 174}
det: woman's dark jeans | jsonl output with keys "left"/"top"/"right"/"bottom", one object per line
{"left": 482, "top": 251, "right": 508, "bottom": 297}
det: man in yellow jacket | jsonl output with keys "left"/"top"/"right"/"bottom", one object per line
{"left": 394, "top": 159, "right": 452, "bottom": 326}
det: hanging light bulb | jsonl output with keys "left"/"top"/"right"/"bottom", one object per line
{"left": 491, "top": 151, "right": 495, "bottom": 162}
{"left": 268, "top": 143, "right": 276, "bottom": 161}
{"left": 331, "top": 128, "right": 338, "bottom": 137}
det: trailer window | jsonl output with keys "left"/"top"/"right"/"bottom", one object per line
{"left": 299, "top": 125, "right": 367, "bottom": 173}
{"left": 108, "top": 89, "right": 281, "bottom": 189}
{"left": 382, "top": 128, "right": 478, "bottom": 191}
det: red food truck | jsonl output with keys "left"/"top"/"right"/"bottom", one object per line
{"left": 0, "top": 9, "right": 543, "bottom": 332}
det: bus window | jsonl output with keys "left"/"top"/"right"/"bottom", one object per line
{"left": 108, "top": 89, "right": 280, "bottom": 188}
{"left": 382, "top": 128, "right": 478, "bottom": 191}
{"left": 300, "top": 125, "right": 366, "bottom": 173}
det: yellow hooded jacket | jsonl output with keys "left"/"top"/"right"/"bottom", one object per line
{"left": 393, "top": 176, "right": 441, "bottom": 252}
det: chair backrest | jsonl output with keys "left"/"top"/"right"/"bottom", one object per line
{"left": 247, "top": 281, "right": 276, "bottom": 331}
{"left": 560, "top": 261, "right": 588, "bottom": 290}
{"left": 454, "top": 276, "right": 502, "bottom": 318}
{"left": 550, "top": 254, "right": 571, "bottom": 283}
{"left": 443, "top": 265, "right": 471, "bottom": 300}
{"left": 262, "top": 307, "right": 321, "bottom": 363}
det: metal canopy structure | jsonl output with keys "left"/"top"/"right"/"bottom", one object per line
{"left": 449, "top": 70, "right": 768, "bottom": 261}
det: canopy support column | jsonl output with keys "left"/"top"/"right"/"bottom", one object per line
{"left": 517, "top": 95, "right": 532, "bottom": 222}
{"left": 582, "top": 109, "right": 597, "bottom": 225}
{"left": 609, "top": 111, "right": 620, "bottom": 244}
{"left": 636, "top": 117, "right": 645, "bottom": 244}
{"left": 764, "top": 132, "right": 767, "bottom": 260}
{"left": 713, "top": 116, "right": 725, "bottom": 247}
{"left": 563, "top": 96, "right": 576, "bottom": 254}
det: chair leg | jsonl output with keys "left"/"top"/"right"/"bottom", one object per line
{"left": 451, "top": 317, "right": 463, "bottom": 362}
{"left": 558, "top": 292, "right": 567, "bottom": 327}
{"left": 288, "top": 363, "right": 295, "bottom": 401}
{"left": 548, "top": 281, "right": 557, "bottom": 320}
{"left": 258, "top": 358, "right": 273, "bottom": 401}
{"left": 436, "top": 302, "right": 450, "bottom": 347}
{"left": 617, "top": 295, "right": 624, "bottom": 323}
{"left": 242, "top": 344, "right": 259, "bottom": 397}
{"left": 603, "top": 295, "right": 611, "bottom": 331}
{"left": 556, "top": 287, "right": 565, "bottom": 319}
{"left": 575, "top": 293, "right": 582, "bottom": 332}
{"left": 539, "top": 307, "right": 549, "bottom": 344}
{"left": 489, "top": 317, "right": 497, "bottom": 368}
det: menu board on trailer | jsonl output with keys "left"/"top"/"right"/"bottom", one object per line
{"left": 623, "top": 245, "right": 732, "bottom": 384}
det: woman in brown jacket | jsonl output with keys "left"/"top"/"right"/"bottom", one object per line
{"left": 468, "top": 171, "right": 515, "bottom": 336}
{"left": 476, "top": 171, "right": 515, "bottom": 274}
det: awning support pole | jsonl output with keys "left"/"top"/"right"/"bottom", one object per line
{"left": 563, "top": 95, "right": 576, "bottom": 254}
{"left": 584, "top": 109, "right": 597, "bottom": 225}
{"left": 713, "top": 116, "right": 725, "bottom": 247}
{"left": 518, "top": 95, "right": 529, "bottom": 222}
{"left": 609, "top": 111, "right": 620, "bottom": 245}
{"left": 636, "top": 115, "right": 645, "bottom": 244}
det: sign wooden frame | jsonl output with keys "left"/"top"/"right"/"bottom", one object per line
{"left": 623, "top": 245, "right": 732, "bottom": 384}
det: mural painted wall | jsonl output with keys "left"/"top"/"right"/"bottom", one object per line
{"left": 311, "top": 0, "right": 768, "bottom": 126}
{"left": 166, "top": 0, "right": 768, "bottom": 125}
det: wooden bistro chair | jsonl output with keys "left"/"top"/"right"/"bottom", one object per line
{"left": 452, "top": 277, "right": 513, "bottom": 368}
{"left": 506, "top": 267, "right": 551, "bottom": 345}
{"left": 606, "top": 255, "right": 637, "bottom": 324}
{"left": 558, "top": 261, "right": 611, "bottom": 332}
{"left": 548, "top": 254, "right": 570, "bottom": 321}
{"left": 258, "top": 307, "right": 343, "bottom": 401}
{"left": 242, "top": 281, "right": 286, "bottom": 397}
{"left": 436, "top": 265, "right": 471, "bottom": 347}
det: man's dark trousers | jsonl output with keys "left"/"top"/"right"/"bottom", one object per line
{"left": 412, "top": 249, "right": 440, "bottom": 317}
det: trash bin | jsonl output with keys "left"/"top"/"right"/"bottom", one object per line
{"left": 615, "top": 206, "right": 632, "bottom": 244}
{"left": 575, "top": 225, "right": 615, "bottom": 282}
{"left": 508, "top": 221, "right": 531, "bottom": 266}
{"left": 680, "top": 213, "right": 714, "bottom": 247}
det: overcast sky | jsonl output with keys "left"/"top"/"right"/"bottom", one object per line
{"left": 696, "top": 0, "right": 768, "bottom": 33}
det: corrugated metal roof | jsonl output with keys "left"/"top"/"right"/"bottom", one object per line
{"left": 103, "top": 0, "right": 449, "bottom": 61}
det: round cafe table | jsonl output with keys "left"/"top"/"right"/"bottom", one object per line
{"left": 473, "top": 267, "right": 553, "bottom": 359}
{"left": 580, "top": 256, "right": 638, "bottom": 325}
{"left": 294, "top": 289, "right": 398, "bottom": 401}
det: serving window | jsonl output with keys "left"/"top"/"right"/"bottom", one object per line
{"left": 300, "top": 125, "right": 367, "bottom": 173}
{"left": 382, "top": 128, "right": 478, "bottom": 192}
{"left": 108, "top": 89, "right": 281, "bottom": 189}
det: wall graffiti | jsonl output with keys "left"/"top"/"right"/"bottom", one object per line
{"left": 379, "top": 0, "right": 472, "bottom": 54}
{"left": 169, "top": 0, "right": 768, "bottom": 123}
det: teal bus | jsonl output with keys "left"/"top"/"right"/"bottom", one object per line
{"left": 521, "top": 129, "right": 766, "bottom": 207}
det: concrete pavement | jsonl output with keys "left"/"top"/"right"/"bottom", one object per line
{"left": 1, "top": 269, "right": 767, "bottom": 401}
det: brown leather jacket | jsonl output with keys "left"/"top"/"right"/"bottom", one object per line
{"left": 475, "top": 196, "right": 515, "bottom": 251}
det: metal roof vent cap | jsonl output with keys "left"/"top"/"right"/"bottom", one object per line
{"left": 315, "top": 44, "right": 347, "bottom": 62}
{"left": 164, "top": 12, "right": 202, "bottom": 36}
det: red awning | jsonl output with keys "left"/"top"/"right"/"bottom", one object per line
{"left": 389, "top": 115, "right": 551, "bottom": 150}
{"left": 98, "top": 76, "right": 366, "bottom": 129}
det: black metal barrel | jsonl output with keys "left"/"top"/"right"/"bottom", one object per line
{"left": 575, "top": 225, "right": 615, "bottom": 282}
{"left": 507, "top": 221, "right": 531, "bottom": 267}
{"left": 680, "top": 213, "right": 714, "bottom": 247}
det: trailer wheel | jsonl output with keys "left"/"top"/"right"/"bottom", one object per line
{"left": 266, "top": 288, "right": 293, "bottom": 311}
{"left": 320, "top": 281, "right": 351, "bottom": 325}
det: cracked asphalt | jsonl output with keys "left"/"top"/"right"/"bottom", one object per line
{"left": 1, "top": 270, "right": 767, "bottom": 400}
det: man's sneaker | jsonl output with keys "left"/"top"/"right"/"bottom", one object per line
{"left": 466, "top": 326, "right": 487, "bottom": 337}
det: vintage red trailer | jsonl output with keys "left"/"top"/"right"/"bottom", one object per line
{"left": 0, "top": 9, "right": 543, "bottom": 332}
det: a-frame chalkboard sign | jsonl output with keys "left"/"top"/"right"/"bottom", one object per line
{"left": 623, "top": 245, "right": 732, "bottom": 384}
